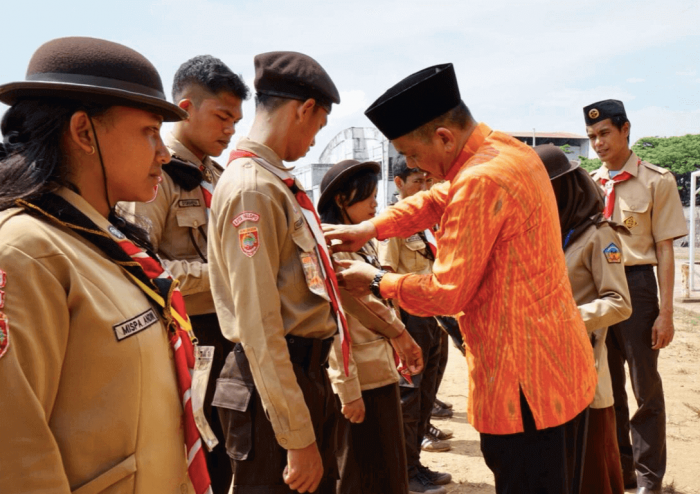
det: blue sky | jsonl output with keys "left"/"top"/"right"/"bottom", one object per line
{"left": 2, "top": 0, "right": 699, "bottom": 163}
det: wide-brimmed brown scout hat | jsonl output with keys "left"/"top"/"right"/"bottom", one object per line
{"left": 0, "top": 37, "right": 187, "bottom": 122}
{"left": 534, "top": 144, "right": 580, "bottom": 180}
{"left": 317, "top": 159, "right": 380, "bottom": 213}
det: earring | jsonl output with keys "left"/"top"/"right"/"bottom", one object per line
{"left": 87, "top": 145, "right": 96, "bottom": 156}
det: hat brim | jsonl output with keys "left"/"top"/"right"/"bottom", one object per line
{"left": 549, "top": 160, "right": 580, "bottom": 180}
{"left": 317, "top": 161, "right": 381, "bottom": 214}
{"left": 0, "top": 81, "right": 187, "bottom": 122}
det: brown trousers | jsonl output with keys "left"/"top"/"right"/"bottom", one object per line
{"left": 581, "top": 406, "right": 625, "bottom": 494}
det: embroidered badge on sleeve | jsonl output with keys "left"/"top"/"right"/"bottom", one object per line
{"left": 0, "top": 312, "right": 9, "bottom": 359}
{"left": 0, "top": 269, "right": 6, "bottom": 288}
{"left": 232, "top": 211, "right": 260, "bottom": 228}
{"left": 603, "top": 242, "right": 622, "bottom": 263}
{"left": 239, "top": 227, "right": 260, "bottom": 257}
{"left": 0, "top": 290, "right": 4, "bottom": 310}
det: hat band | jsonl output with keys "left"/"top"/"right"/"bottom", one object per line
{"left": 257, "top": 89, "right": 332, "bottom": 112}
{"left": 27, "top": 72, "right": 166, "bottom": 99}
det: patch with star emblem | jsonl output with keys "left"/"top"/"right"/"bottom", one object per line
{"left": 603, "top": 242, "right": 622, "bottom": 264}
{"left": 623, "top": 216, "right": 638, "bottom": 229}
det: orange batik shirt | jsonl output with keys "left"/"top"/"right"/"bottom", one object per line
{"left": 375, "top": 123, "right": 596, "bottom": 435}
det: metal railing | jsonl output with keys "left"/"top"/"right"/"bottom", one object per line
{"left": 690, "top": 170, "right": 700, "bottom": 291}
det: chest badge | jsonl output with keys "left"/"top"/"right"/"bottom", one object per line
{"left": 623, "top": 216, "right": 638, "bottom": 229}
{"left": 603, "top": 242, "right": 622, "bottom": 264}
{"left": 239, "top": 227, "right": 260, "bottom": 257}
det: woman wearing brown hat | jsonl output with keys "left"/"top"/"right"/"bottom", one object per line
{"left": 0, "top": 37, "right": 210, "bottom": 493}
{"left": 318, "top": 159, "right": 414, "bottom": 494}
{"left": 535, "top": 144, "right": 632, "bottom": 494}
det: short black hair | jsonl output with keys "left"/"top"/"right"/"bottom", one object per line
{"left": 409, "top": 100, "right": 473, "bottom": 142}
{"left": 319, "top": 169, "right": 378, "bottom": 225}
{"left": 172, "top": 55, "right": 250, "bottom": 102}
{"left": 392, "top": 155, "right": 422, "bottom": 181}
{"left": 610, "top": 114, "right": 631, "bottom": 144}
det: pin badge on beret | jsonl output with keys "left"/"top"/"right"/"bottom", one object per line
{"left": 589, "top": 108, "right": 600, "bottom": 119}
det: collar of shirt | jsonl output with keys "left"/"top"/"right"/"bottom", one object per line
{"left": 444, "top": 122, "right": 493, "bottom": 182}
{"left": 164, "top": 133, "right": 222, "bottom": 180}
{"left": 598, "top": 150, "right": 640, "bottom": 181}
{"left": 55, "top": 187, "right": 121, "bottom": 237}
{"left": 235, "top": 137, "right": 295, "bottom": 173}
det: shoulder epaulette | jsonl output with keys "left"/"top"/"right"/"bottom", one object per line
{"left": 640, "top": 161, "right": 670, "bottom": 175}
{"left": 163, "top": 155, "right": 203, "bottom": 191}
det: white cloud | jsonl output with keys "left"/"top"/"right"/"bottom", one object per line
{"left": 627, "top": 78, "right": 645, "bottom": 83}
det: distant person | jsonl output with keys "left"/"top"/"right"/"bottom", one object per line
{"left": 325, "top": 63, "right": 597, "bottom": 494}
{"left": 584, "top": 100, "right": 688, "bottom": 494}
{"left": 378, "top": 156, "right": 452, "bottom": 494}
{"left": 536, "top": 144, "right": 632, "bottom": 494}
{"left": 123, "top": 55, "right": 249, "bottom": 493}
{"left": 319, "top": 159, "right": 421, "bottom": 494}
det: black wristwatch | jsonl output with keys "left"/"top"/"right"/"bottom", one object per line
{"left": 369, "top": 269, "right": 387, "bottom": 299}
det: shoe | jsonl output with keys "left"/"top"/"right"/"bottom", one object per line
{"left": 408, "top": 471, "right": 447, "bottom": 494}
{"left": 418, "top": 465, "right": 452, "bottom": 485}
{"left": 636, "top": 488, "right": 661, "bottom": 494}
{"left": 624, "top": 470, "right": 637, "bottom": 489}
{"left": 421, "top": 435, "right": 451, "bottom": 452}
{"left": 428, "top": 423, "right": 454, "bottom": 440}
{"left": 431, "top": 402, "right": 453, "bottom": 419}
{"left": 435, "top": 397, "right": 453, "bottom": 409}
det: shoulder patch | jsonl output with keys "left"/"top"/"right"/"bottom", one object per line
{"left": 239, "top": 227, "right": 260, "bottom": 257}
{"left": 232, "top": 211, "right": 260, "bottom": 228}
{"left": 0, "top": 290, "right": 4, "bottom": 310}
{"left": 0, "top": 312, "right": 9, "bottom": 359}
{"left": 0, "top": 269, "right": 5, "bottom": 288}
{"left": 603, "top": 242, "right": 622, "bottom": 264}
{"left": 640, "top": 161, "right": 670, "bottom": 175}
{"left": 113, "top": 308, "right": 159, "bottom": 341}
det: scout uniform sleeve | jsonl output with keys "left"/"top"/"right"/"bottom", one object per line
{"left": 0, "top": 246, "right": 72, "bottom": 492}
{"left": 377, "top": 236, "right": 402, "bottom": 272}
{"left": 327, "top": 332, "right": 361, "bottom": 405}
{"left": 126, "top": 175, "right": 209, "bottom": 297}
{"left": 380, "top": 176, "right": 510, "bottom": 317}
{"left": 371, "top": 184, "right": 448, "bottom": 240}
{"left": 578, "top": 226, "right": 632, "bottom": 332}
{"left": 651, "top": 171, "right": 689, "bottom": 242}
{"left": 214, "top": 189, "right": 315, "bottom": 450}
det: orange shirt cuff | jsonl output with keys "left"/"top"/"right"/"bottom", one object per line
{"left": 379, "top": 272, "right": 403, "bottom": 300}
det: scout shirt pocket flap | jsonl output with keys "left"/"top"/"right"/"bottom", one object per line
{"left": 71, "top": 454, "right": 136, "bottom": 494}
{"left": 291, "top": 228, "right": 330, "bottom": 301}
{"left": 404, "top": 234, "right": 426, "bottom": 251}
{"left": 618, "top": 197, "right": 649, "bottom": 231}
{"left": 212, "top": 379, "right": 254, "bottom": 461}
{"left": 176, "top": 205, "right": 207, "bottom": 229}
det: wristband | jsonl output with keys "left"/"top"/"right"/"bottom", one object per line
{"left": 369, "top": 269, "right": 387, "bottom": 300}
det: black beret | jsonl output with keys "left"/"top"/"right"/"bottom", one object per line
{"left": 317, "top": 160, "right": 380, "bottom": 214}
{"left": 254, "top": 51, "right": 340, "bottom": 112}
{"left": 534, "top": 144, "right": 579, "bottom": 180}
{"left": 365, "top": 63, "right": 460, "bottom": 140}
{"left": 0, "top": 37, "right": 186, "bottom": 121}
{"left": 583, "top": 99, "right": 627, "bottom": 126}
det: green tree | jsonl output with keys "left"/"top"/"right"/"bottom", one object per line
{"left": 578, "top": 155, "right": 602, "bottom": 172}
{"left": 632, "top": 134, "right": 700, "bottom": 174}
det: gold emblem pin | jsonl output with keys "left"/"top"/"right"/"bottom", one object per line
{"left": 589, "top": 108, "right": 600, "bottom": 119}
{"left": 624, "top": 216, "right": 638, "bottom": 229}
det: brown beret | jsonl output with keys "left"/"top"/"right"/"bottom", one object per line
{"left": 0, "top": 37, "right": 186, "bottom": 121}
{"left": 583, "top": 99, "right": 627, "bottom": 126}
{"left": 254, "top": 51, "right": 340, "bottom": 112}
{"left": 365, "top": 63, "right": 461, "bottom": 140}
{"left": 534, "top": 144, "right": 580, "bottom": 180}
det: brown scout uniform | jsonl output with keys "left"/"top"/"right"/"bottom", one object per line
{"left": 208, "top": 137, "right": 337, "bottom": 449}
{"left": 0, "top": 188, "right": 192, "bottom": 493}
{"left": 124, "top": 133, "right": 222, "bottom": 316}
{"left": 378, "top": 232, "right": 433, "bottom": 276}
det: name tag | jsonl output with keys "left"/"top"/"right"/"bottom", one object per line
{"left": 113, "top": 308, "right": 159, "bottom": 341}
{"left": 179, "top": 199, "right": 201, "bottom": 208}
{"left": 406, "top": 234, "right": 422, "bottom": 242}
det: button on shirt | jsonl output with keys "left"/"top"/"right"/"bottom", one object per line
{"left": 591, "top": 151, "right": 688, "bottom": 266}
{"left": 372, "top": 123, "right": 597, "bottom": 434}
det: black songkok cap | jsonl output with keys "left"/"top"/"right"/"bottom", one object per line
{"left": 365, "top": 63, "right": 460, "bottom": 140}
{"left": 583, "top": 99, "right": 627, "bottom": 126}
{"left": 254, "top": 51, "right": 340, "bottom": 112}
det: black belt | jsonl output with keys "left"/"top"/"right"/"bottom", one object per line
{"left": 285, "top": 334, "right": 334, "bottom": 368}
{"left": 625, "top": 264, "right": 653, "bottom": 273}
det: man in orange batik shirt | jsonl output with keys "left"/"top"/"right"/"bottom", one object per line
{"left": 325, "top": 64, "right": 597, "bottom": 494}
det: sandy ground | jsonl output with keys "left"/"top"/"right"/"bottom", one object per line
{"left": 423, "top": 309, "right": 700, "bottom": 493}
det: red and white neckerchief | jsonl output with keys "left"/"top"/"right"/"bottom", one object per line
{"left": 228, "top": 150, "right": 352, "bottom": 376}
{"left": 118, "top": 240, "right": 212, "bottom": 494}
{"left": 199, "top": 165, "right": 214, "bottom": 219}
{"left": 423, "top": 228, "right": 438, "bottom": 257}
{"left": 600, "top": 158, "right": 639, "bottom": 219}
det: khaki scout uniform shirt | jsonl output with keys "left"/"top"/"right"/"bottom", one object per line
{"left": 378, "top": 229, "right": 433, "bottom": 276}
{"left": 0, "top": 188, "right": 192, "bottom": 494}
{"left": 565, "top": 221, "right": 632, "bottom": 408}
{"left": 328, "top": 241, "right": 402, "bottom": 405}
{"left": 208, "top": 138, "right": 337, "bottom": 450}
{"left": 592, "top": 151, "right": 688, "bottom": 265}
{"left": 123, "top": 134, "right": 223, "bottom": 315}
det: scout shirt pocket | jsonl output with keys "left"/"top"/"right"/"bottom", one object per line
{"left": 291, "top": 227, "right": 330, "bottom": 301}
{"left": 353, "top": 337, "right": 399, "bottom": 388}
{"left": 618, "top": 196, "right": 650, "bottom": 235}
{"left": 174, "top": 204, "right": 207, "bottom": 258}
{"left": 71, "top": 454, "right": 136, "bottom": 494}
{"left": 213, "top": 346, "right": 255, "bottom": 460}
{"left": 403, "top": 234, "right": 430, "bottom": 274}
